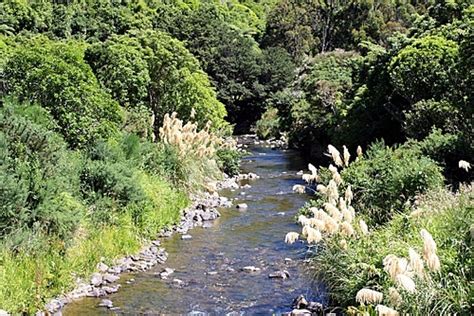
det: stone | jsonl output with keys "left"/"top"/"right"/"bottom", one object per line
{"left": 307, "top": 302, "right": 324, "bottom": 312}
{"left": 248, "top": 172, "right": 259, "bottom": 179}
{"left": 268, "top": 270, "right": 290, "bottom": 279}
{"left": 292, "top": 295, "right": 308, "bottom": 309}
{"left": 103, "top": 273, "right": 120, "bottom": 283}
{"left": 290, "top": 309, "right": 312, "bottom": 316}
{"left": 284, "top": 258, "right": 293, "bottom": 263}
{"left": 206, "top": 271, "right": 218, "bottom": 276}
{"left": 107, "top": 266, "right": 122, "bottom": 274}
{"left": 181, "top": 234, "right": 192, "bottom": 240}
{"left": 103, "top": 285, "right": 120, "bottom": 294}
{"left": 241, "top": 266, "right": 260, "bottom": 273}
{"left": 44, "top": 299, "right": 62, "bottom": 312}
{"left": 90, "top": 273, "right": 103, "bottom": 287}
{"left": 172, "top": 278, "right": 184, "bottom": 286}
{"left": 98, "top": 299, "right": 113, "bottom": 309}
{"left": 96, "top": 262, "right": 109, "bottom": 273}
{"left": 160, "top": 267, "right": 174, "bottom": 279}
{"left": 236, "top": 203, "right": 248, "bottom": 210}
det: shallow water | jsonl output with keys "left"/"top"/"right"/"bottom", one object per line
{"left": 64, "top": 143, "right": 326, "bottom": 315}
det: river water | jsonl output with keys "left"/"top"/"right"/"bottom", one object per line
{"left": 64, "top": 141, "right": 326, "bottom": 315}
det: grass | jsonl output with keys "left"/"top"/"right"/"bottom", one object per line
{"left": 310, "top": 185, "right": 473, "bottom": 314}
{"left": 0, "top": 177, "right": 188, "bottom": 314}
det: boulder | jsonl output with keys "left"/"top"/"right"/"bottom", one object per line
{"left": 236, "top": 203, "right": 248, "bottom": 210}
{"left": 90, "top": 273, "right": 103, "bottom": 287}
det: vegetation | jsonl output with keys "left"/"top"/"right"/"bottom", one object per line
{"left": 0, "top": 0, "right": 472, "bottom": 314}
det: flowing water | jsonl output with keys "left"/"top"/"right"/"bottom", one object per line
{"left": 64, "top": 141, "right": 326, "bottom": 315}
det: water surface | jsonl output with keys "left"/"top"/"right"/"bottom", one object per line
{"left": 64, "top": 142, "right": 325, "bottom": 315}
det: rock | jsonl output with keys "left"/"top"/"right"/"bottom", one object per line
{"left": 98, "top": 299, "right": 113, "bottom": 309}
{"left": 44, "top": 299, "right": 63, "bottom": 312}
{"left": 241, "top": 266, "right": 260, "bottom": 273}
{"left": 90, "top": 273, "right": 103, "bottom": 287}
{"left": 103, "top": 273, "right": 120, "bottom": 283}
{"left": 206, "top": 271, "right": 218, "bottom": 276}
{"left": 236, "top": 203, "right": 248, "bottom": 210}
{"left": 97, "top": 262, "right": 109, "bottom": 273}
{"left": 240, "top": 192, "right": 246, "bottom": 196}
{"left": 292, "top": 295, "right": 308, "bottom": 309}
{"left": 181, "top": 234, "right": 192, "bottom": 240}
{"left": 268, "top": 270, "right": 290, "bottom": 279}
{"left": 296, "top": 170, "right": 304, "bottom": 175}
{"left": 290, "top": 309, "right": 312, "bottom": 316}
{"left": 160, "top": 267, "right": 174, "bottom": 279}
{"left": 307, "top": 302, "right": 324, "bottom": 312}
{"left": 248, "top": 172, "right": 259, "bottom": 179}
{"left": 284, "top": 258, "right": 293, "bottom": 263}
{"left": 152, "top": 240, "right": 161, "bottom": 246}
{"left": 202, "top": 222, "right": 213, "bottom": 228}
{"left": 242, "top": 184, "right": 251, "bottom": 189}
{"left": 107, "top": 266, "right": 122, "bottom": 274}
{"left": 35, "top": 311, "right": 45, "bottom": 316}
{"left": 103, "top": 285, "right": 121, "bottom": 294}
{"left": 172, "top": 278, "right": 184, "bottom": 286}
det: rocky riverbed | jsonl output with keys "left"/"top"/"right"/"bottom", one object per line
{"left": 40, "top": 174, "right": 242, "bottom": 315}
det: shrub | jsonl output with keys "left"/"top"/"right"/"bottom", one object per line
{"left": 3, "top": 36, "right": 124, "bottom": 148}
{"left": 341, "top": 141, "right": 444, "bottom": 224}
{"left": 389, "top": 35, "right": 459, "bottom": 103}
{"left": 310, "top": 186, "right": 473, "bottom": 314}
{"left": 216, "top": 148, "right": 242, "bottom": 176}
{"left": 0, "top": 102, "right": 84, "bottom": 241}
{"left": 255, "top": 107, "right": 280, "bottom": 139}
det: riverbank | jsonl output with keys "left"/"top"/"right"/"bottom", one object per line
{"left": 62, "top": 140, "right": 319, "bottom": 315}
{"left": 40, "top": 175, "right": 240, "bottom": 315}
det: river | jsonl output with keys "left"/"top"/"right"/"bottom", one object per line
{"left": 64, "top": 139, "right": 326, "bottom": 315}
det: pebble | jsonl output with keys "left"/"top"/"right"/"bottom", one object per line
{"left": 98, "top": 299, "right": 113, "bottom": 309}
{"left": 172, "top": 278, "right": 184, "bottom": 286}
{"left": 236, "top": 203, "right": 248, "bottom": 210}
{"left": 241, "top": 266, "right": 261, "bottom": 273}
{"left": 268, "top": 270, "right": 290, "bottom": 279}
{"left": 207, "top": 271, "right": 218, "bottom": 276}
{"left": 181, "top": 234, "right": 193, "bottom": 240}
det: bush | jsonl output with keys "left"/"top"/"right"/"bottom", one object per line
{"left": 310, "top": 186, "right": 472, "bottom": 314}
{"left": 389, "top": 35, "right": 459, "bottom": 103}
{"left": 341, "top": 141, "right": 444, "bottom": 224}
{"left": 0, "top": 101, "right": 83, "bottom": 241}
{"left": 255, "top": 107, "right": 280, "bottom": 139}
{"left": 3, "top": 36, "right": 124, "bottom": 148}
{"left": 216, "top": 148, "right": 242, "bottom": 176}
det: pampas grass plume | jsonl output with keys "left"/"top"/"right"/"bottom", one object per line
{"left": 285, "top": 232, "right": 299, "bottom": 244}
{"left": 396, "top": 274, "right": 416, "bottom": 293}
{"left": 408, "top": 248, "right": 424, "bottom": 277}
{"left": 355, "top": 288, "right": 383, "bottom": 305}
{"left": 458, "top": 160, "right": 471, "bottom": 171}
{"left": 376, "top": 305, "right": 399, "bottom": 316}
{"left": 328, "top": 144, "right": 344, "bottom": 167}
{"left": 359, "top": 219, "right": 369, "bottom": 235}
{"left": 388, "top": 287, "right": 403, "bottom": 307}
{"left": 340, "top": 221, "right": 355, "bottom": 236}
{"left": 343, "top": 145, "right": 350, "bottom": 167}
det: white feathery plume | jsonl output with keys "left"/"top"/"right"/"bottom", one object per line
{"left": 327, "top": 180, "right": 339, "bottom": 201}
{"left": 357, "top": 145, "right": 363, "bottom": 157}
{"left": 292, "top": 185, "right": 306, "bottom": 194}
{"left": 306, "top": 227, "right": 322, "bottom": 244}
{"left": 308, "top": 163, "right": 318, "bottom": 176}
{"left": 345, "top": 185, "right": 353, "bottom": 204}
{"left": 328, "top": 164, "right": 338, "bottom": 174}
{"left": 328, "top": 144, "right": 344, "bottom": 167}
{"left": 408, "top": 248, "right": 424, "bottom": 278}
{"left": 285, "top": 232, "right": 299, "bottom": 244}
{"left": 324, "top": 216, "right": 339, "bottom": 235}
{"left": 316, "top": 184, "right": 327, "bottom": 195}
{"left": 343, "top": 145, "right": 351, "bottom": 167}
{"left": 308, "top": 218, "right": 326, "bottom": 231}
{"left": 458, "top": 160, "right": 471, "bottom": 172}
{"left": 324, "top": 203, "right": 342, "bottom": 221}
{"left": 420, "top": 229, "right": 437, "bottom": 258}
{"left": 425, "top": 253, "right": 441, "bottom": 272}
{"left": 355, "top": 288, "right": 383, "bottom": 305}
{"left": 339, "top": 239, "right": 348, "bottom": 250}
{"left": 298, "top": 215, "right": 310, "bottom": 226}
{"left": 359, "top": 219, "right": 369, "bottom": 235}
{"left": 340, "top": 221, "right": 355, "bottom": 237}
{"left": 396, "top": 274, "right": 416, "bottom": 293}
{"left": 376, "top": 305, "right": 399, "bottom": 316}
{"left": 383, "top": 255, "right": 401, "bottom": 281}
{"left": 388, "top": 287, "right": 403, "bottom": 307}
{"left": 332, "top": 171, "right": 343, "bottom": 186}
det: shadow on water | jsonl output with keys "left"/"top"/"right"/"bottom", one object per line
{"left": 63, "top": 144, "right": 327, "bottom": 315}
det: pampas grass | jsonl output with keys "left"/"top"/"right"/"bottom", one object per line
{"left": 458, "top": 160, "right": 470, "bottom": 172}
{"left": 355, "top": 288, "right": 383, "bottom": 304}
{"left": 376, "top": 305, "right": 399, "bottom": 316}
{"left": 285, "top": 232, "right": 299, "bottom": 244}
{"left": 395, "top": 274, "right": 416, "bottom": 293}
{"left": 328, "top": 144, "right": 344, "bottom": 167}
{"left": 343, "top": 145, "right": 351, "bottom": 167}
{"left": 408, "top": 248, "right": 424, "bottom": 278}
{"left": 388, "top": 287, "right": 402, "bottom": 307}
{"left": 359, "top": 219, "right": 369, "bottom": 235}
